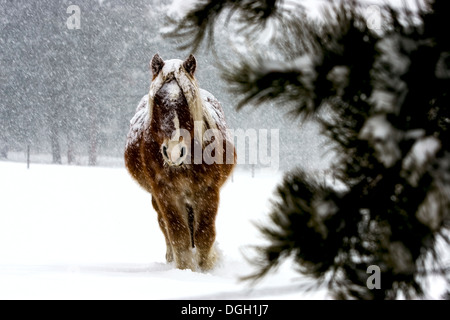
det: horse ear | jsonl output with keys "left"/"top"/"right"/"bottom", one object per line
{"left": 151, "top": 53, "right": 165, "bottom": 76}
{"left": 183, "top": 54, "right": 196, "bottom": 76}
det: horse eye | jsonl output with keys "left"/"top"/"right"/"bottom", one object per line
{"left": 180, "top": 146, "right": 186, "bottom": 158}
{"left": 162, "top": 145, "right": 168, "bottom": 158}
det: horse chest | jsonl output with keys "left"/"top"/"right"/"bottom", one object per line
{"left": 151, "top": 163, "right": 193, "bottom": 190}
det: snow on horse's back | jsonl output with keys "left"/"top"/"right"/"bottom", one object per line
{"left": 124, "top": 54, "right": 236, "bottom": 271}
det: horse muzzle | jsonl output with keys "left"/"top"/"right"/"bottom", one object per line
{"left": 161, "top": 140, "right": 188, "bottom": 167}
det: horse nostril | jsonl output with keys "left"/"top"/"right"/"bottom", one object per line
{"left": 162, "top": 145, "right": 168, "bottom": 159}
{"left": 180, "top": 146, "right": 186, "bottom": 158}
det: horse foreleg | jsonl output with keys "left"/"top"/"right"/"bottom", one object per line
{"left": 152, "top": 196, "right": 173, "bottom": 263}
{"left": 156, "top": 199, "right": 194, "bottom": 270}
{"left": 194, "top": 189, "right": 219, "bottom": 271}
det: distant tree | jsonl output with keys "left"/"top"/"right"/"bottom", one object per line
{"left": 1, "top": 0, "right": 165, "bottom": 164}
{"left": 167, "top": 0, "right": 450, "bottom": 299}
{"left": 0, "top": 1, "right": 46, "bottom": 154}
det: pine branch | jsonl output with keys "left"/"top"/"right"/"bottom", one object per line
{"left": 164, "top": 0, "right": 281, "bottom": 52}
{"left": 221, "top": 55, "right": 321, "bottom": 117}
{"left": 244, "top": 170, "right": 345, "bottom": 281}
{"left": 166, "top": 0, "right": 450, "bottom": 299}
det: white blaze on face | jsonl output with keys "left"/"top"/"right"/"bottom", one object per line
{"left": 166, "top": 80, "right": 182, "bottom": 102}
{"left": 162, "top": 112, "right": 188, "bottom": 166}
{"left": 172, "top": 112, "right": 180, "bottom": 141}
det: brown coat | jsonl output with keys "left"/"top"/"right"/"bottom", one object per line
{"left": 125, "top": 54, "right": 236, "bottom": 271}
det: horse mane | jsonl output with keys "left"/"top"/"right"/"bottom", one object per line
{"left": 147, "top": 59, "right": 218, "bottom": 144}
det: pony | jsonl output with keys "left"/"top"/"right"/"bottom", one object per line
{"left": 124, "top": 54, "right": 236, "bottom": 271}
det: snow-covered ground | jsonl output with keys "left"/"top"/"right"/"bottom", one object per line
{"left": 0, "top": 161, "right": 329, "bottom": 300}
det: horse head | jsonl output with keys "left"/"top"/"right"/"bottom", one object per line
{"left": 149, "top": 53, "right": 199, "bottom": 167}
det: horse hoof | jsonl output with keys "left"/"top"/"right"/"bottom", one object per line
{"left": 198, "top": 249, "right": 218, "bottom": 271}
{"left": 166, "top": 253, "right": 174, "bottom": 263}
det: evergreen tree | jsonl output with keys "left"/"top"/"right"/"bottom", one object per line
{"left": 167, "top": 0, "right": 450, "bottom": 299}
